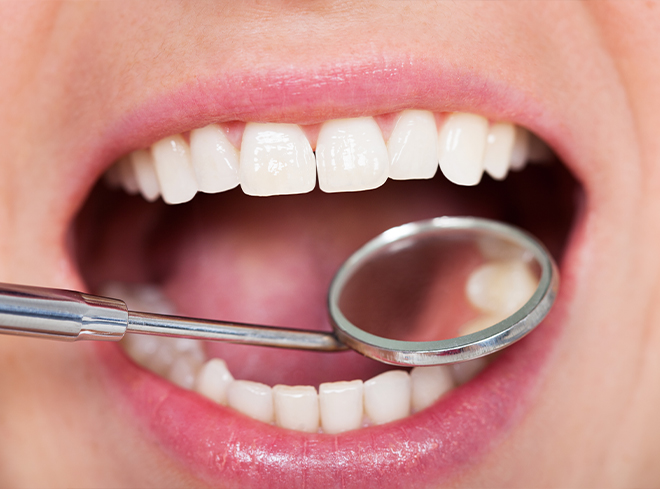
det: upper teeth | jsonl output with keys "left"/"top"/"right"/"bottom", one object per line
{"left": 105, "top": 110, "right": 551, "bottom": 203}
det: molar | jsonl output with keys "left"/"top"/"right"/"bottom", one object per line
{"left": 438, "top": 112, "right": 489, "bottom": 186}
{"left": 387, "top": 110, "right": 438, "bottom": 180}
{"left": 152, "top": 134, "right": 198, "bottom": 204}
{"left": 315, "top": 117, "right": 389, "bottom": 192}
{"left": 239, "top": 122, "right": 316, "bottom": 196}
{"left": 190, "top": 124, "right": 240, "bottom": 194}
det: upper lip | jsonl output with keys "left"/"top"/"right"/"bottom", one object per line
{"left": 76, "top": 55, "right": 583, "bottom": 488}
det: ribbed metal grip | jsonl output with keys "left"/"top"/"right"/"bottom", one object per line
{"left": 0, "top": 283, "right": 128, "bottom": 341}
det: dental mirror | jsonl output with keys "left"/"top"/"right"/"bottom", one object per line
{"left": 0, "top": 217, "right": 558, "bottom": 366}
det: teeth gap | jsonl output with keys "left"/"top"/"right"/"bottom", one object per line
{"left": 109, "top": 244, "right": 538, "bottom": 433}
{"left": 105, "top": 110, "right": 555, "bottom": 202}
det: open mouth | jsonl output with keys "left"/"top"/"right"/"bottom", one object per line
{"left": 71, "top": 91, "right": 580, "bottom": 485}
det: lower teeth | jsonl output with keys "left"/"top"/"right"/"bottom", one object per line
{"left": 108, "top": 254, "right": 537, "bottom": 433}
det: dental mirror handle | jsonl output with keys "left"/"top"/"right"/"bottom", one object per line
{"left": 0, "top": 283, "right": 348, "bottom": 351}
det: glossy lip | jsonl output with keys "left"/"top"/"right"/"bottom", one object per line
{"left": 73, "top": 57, "right": 587, "bottom": 487}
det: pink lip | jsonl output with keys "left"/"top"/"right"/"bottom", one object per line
{"left": 75, "top": 57, "right": 585, "bottom": 487}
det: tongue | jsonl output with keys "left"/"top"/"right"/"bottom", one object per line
{"left": 152, "top": 180, "right": 490, "bottom": 386}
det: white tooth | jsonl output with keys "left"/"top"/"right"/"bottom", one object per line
{"left": 483, "top": 122, "right": 515, "bottom": 181}
{"left": 316, "top": 117, "right": 389, "bottom": 192}
{"left": 363, "top": 370, "right": 411, "bottom": 425}
{"left": 190, "top": 124, "right": 240, "bottom": 193}
{"left": 273, "top": 385, "right": 320, "bottom": 433}
{"left": 194, "top": 359, "right": 234, "bottom": 405}
{"left": 98, "top": 281, "right": 175, "bottom": 315}
{"left": 451, "top": 358, "right": 487, "bottom": 385}
{"left": 509, "top": 126, "right": 530, "bottom": 171}
{"left": 437, "top": 112, "right": 488, "bottom": 186}
{"left": 466, "top": 259, "right": 538, "bottom": 315}
{"left": 318, "top": 380, "right": 364, "bottom": 434}
{"left": 239, "top": 122, "right": 315, "bottom": 196}
{"left": 118, "top": 156, "right": 140, "bottom": 194}
{"left": 387, "top": 110, "right": 438, "bottom": 180}
{"left": 122, "top": 333, "right": 163, "bottom": 368}
{"left": 129, "top": 149, "right": 161, "bottom": 201}
{"left": 167, "top": 353, "right": 203, "bottom": 390}
{"left": 228, "top": 380, "right": 274, "bottom": 424}
{"left": 457, "top": 314, "right": 507, "bottom": 336}
{"left": 151, "top": 135, "right": 198, "bottom": 204}
{"left": 410, "top": 366, "right": 454, "bottom": 412}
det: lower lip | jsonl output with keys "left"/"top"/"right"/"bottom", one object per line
{"left": 95, "top": 281, "right": 567, "bottom": 488}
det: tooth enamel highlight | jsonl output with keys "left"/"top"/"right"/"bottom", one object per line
{"left": 410, "top": 366, "right": 454, "bottom": 412}
{"left": 363, "top": 370, "right": 411, "bottom": 425}
{"left": 316, "top": 117, "right": 389, "bottom": 192}
{"left": 387, "top": 110, "right": 438, "bottom": 180}
{"left": 273, "top": 385, "right": 320, "bottom": 433}
{"left": 438, "top": 112, "right": 489, "bottom": 186}
{"left": 190, "top": 124, "right": 240, "bottom": 193}
{"left": 239, "top": 122, "right": 316, "bottom": 196}
{"left": 510, "top": 126, "right": 531, "bottom": 171}
{"left": 151, "top": 135, "right": 198, "bottom": 204}
{"left": 194, "top": 358, "right": 234, "bottom": 405}
{"left": 319, "top": 380, "right": 364, "bottom": 434}
{"left": 130, "top": 149, "right": 161, "bottom": 201}
{"left": 466, "top": 259, "right": 538, "bottom": 315}
{"left": 228, "top": 380, "right": 274, "bottom": 423}
{"left": 118, "top": 156, "right": 140, "bottom": 195}
{"left": 483, "top": 122, "right": 515, "bottom": 181}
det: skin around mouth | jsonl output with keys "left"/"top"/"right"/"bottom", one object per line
{"left": 3, "top": 2, "right": 660, "bottom": 488}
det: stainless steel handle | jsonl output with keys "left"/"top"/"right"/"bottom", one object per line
{"left": 0, "top": 283, "right": 128, "bottom": 341}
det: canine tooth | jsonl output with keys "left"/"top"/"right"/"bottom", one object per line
{"left": 239, "top": 122, "right": 315, "bottom": 196}
{"left": 438, "top": 112, "right": 488, "bottom": 186}
{"left": 118, "top": 156, "right": 140, "bottom": 194}
{"left": 316, "top": 117, "right": 389, "bottom": 192}
{"left": 194, "top": 358, "right": 234, "bottom": 405}
{"left": 483, "top": 122, "right": 515, "bottom": 180}
{"left": 228, "top": 380, "right": 274, "bottom": 423}
{"left": 168, "top": 354, "right": 203, "bottom": 390}
{"left": 387, "top": 110, "right": 438, "bottom": 180}
{"left": 273, "top": 385, "right": 320, "bottom": 433}
{"left": 410, "top": 366, "right": 454, "bottom": 412}
{"left": 190, "top": 124, "right": 240, "bottom": 194}
{"left": 152, "top": 135, "right": 198, "bottom": 204}
{"left": 319, "top": 380, "right": 364, "bottom": 434}
{"left": 510, "top": 126, "right": 530, "bottom": 170}
{"left": 451, "top": 358, "right": 487, "bottom": 385}
{"left": 363, "top": 370, "right": 411, "bottom": 425}
{"left": 130, "top": 149, "right": 161, "bottom": 201}
{"left": 466, "top": 259, "right": 538, "bottom": 315}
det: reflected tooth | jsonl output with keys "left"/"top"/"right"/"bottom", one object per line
{"left": 466, "top": 259, "right": 538, "bottom": 315}
{"left": 483, "top": 122, "right": 515, "bottom": 181}
{"left": 319, "top": 380, "right": 364, "bottom": 434}
{"left": 510, "top": 126, "right": 530, "bottom": 171}
{"left": 410, "top": 366, "right": 454, "bottom": 412}
{"left": 239, "top": 122, "right": 315, "bottom": 196}
{"left": 273, "top": 385, "right": 320, "bottom": 433}
{"left": 118, "top": 157, "right": 140, "bottom": 195}
{"left": 452, "top": 358, "right": 487, "bottom": 385}
{"left": 363, "top": 370, "right": 411, "bottom": 425}
{"left": 194, "top": 359, "right": 234, "bottom": 405}
{"left": 168, "top": 354, "right": 203, "bottom": 390}
{"left": 457, "top": 314, "right": 507, "bottom": 336}
{"left": 190, "top": 124, "right": 240, "bottom": 193}
{"left": 129, "top": 149, "right": 161, "bottom": 202}
{"left": 151, "top": 135, "right": 197, "bottom": 204}
{"left": 316, "top": 117, "right": 389, "bottom": 192}
{"left": 387, "top": 110, "right": 438, "bottom": 180}
{"left": 438, "top": 112, "right": 489, "bottom": 186}
{"left": 228, "top": 380, "right": 274, "bottom": 423}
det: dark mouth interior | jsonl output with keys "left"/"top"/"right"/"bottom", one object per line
{"left": 72, "top": 158, "right": 580, "bottom": 385}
